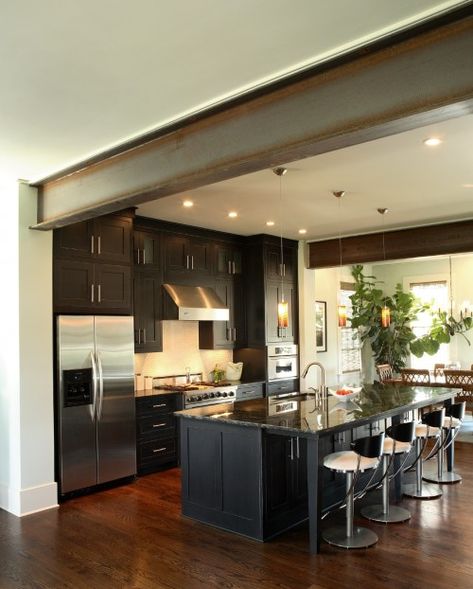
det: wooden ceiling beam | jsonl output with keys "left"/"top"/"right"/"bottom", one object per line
{"left": 33, "top": 10, "right": 473, "bottom": 229}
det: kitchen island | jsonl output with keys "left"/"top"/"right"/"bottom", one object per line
{"left": 176, "top": 384, "right": 455, "bottom": 553}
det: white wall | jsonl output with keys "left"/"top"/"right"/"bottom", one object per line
{"left": 0, "top": 182, "right": 57, "bottom": 516}
{"left": 135, "top": 321, "right": 233, "bottom": 382}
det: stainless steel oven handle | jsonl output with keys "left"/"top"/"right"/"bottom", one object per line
{"left": 96, "top": 351, "right": 104, "bottom": 421}
{"left": 90, "top": 351, "right": 98, "bottom": 421}
{"left": 289, "top": 438, "right": 294, "bottom": 460}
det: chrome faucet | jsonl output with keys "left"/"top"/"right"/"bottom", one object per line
{"left": 301, "top": 361, "right": 326, "bottom": 411}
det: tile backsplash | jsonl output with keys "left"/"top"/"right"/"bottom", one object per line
{"left": 135, "top": 321, "right": 232, "bottom": 381}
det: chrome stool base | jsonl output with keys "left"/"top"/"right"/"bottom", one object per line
{"left": 322, "top": 525, "right": 378, "bottom": 549}
{"left": 403, "top": 481, "right": 442, "bottom": 499}
{"left": 423, "top": 469, "right": 462, "bottom": 484}
{"left": 361, "top": 504, "right": 411, "bottom": 523}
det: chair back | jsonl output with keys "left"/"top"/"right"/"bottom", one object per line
{"left": 422, "top": 407, "right": 445, "bottom": 429}
{"left": 376, "top": 364, "right": 393, "bottom": 382}
{"left": 386, "top": 421, "right": 415, "bottom": 444}
{"left": 446, "top": 401, "right": 466, "bottom": 421}
{"left": 351, "top": 433, "right": 385, "bottom": 459}
{"left": 434, "top": 363, "right": 445, "bottom": 377}
{"left": 401, "top": 368, "right": 430, "bottom": 385}
{"left": 444, "top": 370, "right": 473, "bottom": 389}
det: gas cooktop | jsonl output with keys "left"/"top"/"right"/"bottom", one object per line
{"left": 151, "top": 373, "right": 237, "bottom": 408}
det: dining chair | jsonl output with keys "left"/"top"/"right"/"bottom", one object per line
{"left": 376, "top": 364, "right": 394, "bottom": 382}
{"left": 444, "top": 370, "right": 473, "bottom": 415}
{"left": 433, "top": 363, "right": 445, "bottom": 377}
{"left": 401, "top": 368, "right": 431, "bottom": 385}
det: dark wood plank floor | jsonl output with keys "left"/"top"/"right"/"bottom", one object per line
{"left": 1, "top": 442, "right": 473, "bottom": 589}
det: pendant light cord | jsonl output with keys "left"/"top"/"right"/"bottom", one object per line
{"left": 279, "top": 172, "right": 285, "bottom": 301}
{"left": 449, "top": 256, "right": 453, "bottom": 317}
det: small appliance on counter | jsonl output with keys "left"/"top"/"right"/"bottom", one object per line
{"left": 152, "top": 373, "right": 237, "bottom": 409}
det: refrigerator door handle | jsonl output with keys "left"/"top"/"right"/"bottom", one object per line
{"left": 90, "top": 351, "right": 98, "bottom": 421}
{"left": 96, "top": 351, "right": 104, "bottom": 421}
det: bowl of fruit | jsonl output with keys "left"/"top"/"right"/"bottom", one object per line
{"left": 328, "top": 386, "right": 362, "bottom": 401}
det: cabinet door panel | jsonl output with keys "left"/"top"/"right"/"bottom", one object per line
{"left": 54, "top": 259, "right": 94, "bottom": 311}
{"left": 134, "top": 229, "right": 161, "bottom": 268}
{"left": 164, "top": 235, "right": 189, "bottom": 276}
{"left": 189, "top": 238, "right": 212, "bottom": 277}
{"left": 95, "top": 264, "right": 131, "bottom": 312}
{"left": 94, "top": 216, "right": 132, "bottom": 265}
{"left": 264, "top": 434, "right": 293, "bottom": 518}
{"left": 54, "top": 221, "right": 93, "bottom": 260}
{"left": 293, "top": 437, "right": 308, "bottom": 505}
{"left": 134, "top": 271, "right": 162, "bottom": 352}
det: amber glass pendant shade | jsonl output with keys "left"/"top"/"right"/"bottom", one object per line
{"left": 338, "top": 305, "right": 347, "bottom": 327}
{"left": 381, "top": 306, "right": 391, "bottom": 328}
{"left": 278, "top": 300, "right": 289, "bottom": 328}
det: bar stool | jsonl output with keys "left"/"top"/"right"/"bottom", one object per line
{"left": 361, "top": 421, "right": 415, "bottom": 523}
{"left": 423, "top": 401, "right": 465, "bottom": 484}
{"left": 323, "top": 433, "right": 384, "bottom": 549}
{"left": 404, "top": 408, "right": 445, "bottom": 499}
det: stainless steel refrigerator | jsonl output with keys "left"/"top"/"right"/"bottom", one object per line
{"left": 56, "top": 315, "right": 136, "bottom": 494}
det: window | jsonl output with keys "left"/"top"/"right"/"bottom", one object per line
{"left": 408, "top": 279, "right": 449, "bottom": 369}
{"left": 339, "top": 284, "right": 361, "bottom": 373}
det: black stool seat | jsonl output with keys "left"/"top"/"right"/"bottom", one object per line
{"left": 362, "top": 421, "right": 415, "bottom": 524}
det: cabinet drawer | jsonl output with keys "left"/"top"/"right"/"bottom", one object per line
{"left": 267, "top": 379, "right": 299, "bottom": 397}
{"left": 136, "top": 394, "right": 180, "bottom": 415}
{"left": 236, "top": 382, "right": 264, "bottom": 401}
{"left": 137, "top": 414, "right": 175, "bottom": 437}
{"left": 138, "top": 437, "right": 177, "bottom": 462}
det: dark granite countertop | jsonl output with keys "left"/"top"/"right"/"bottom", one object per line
{"left": 175, "top": 383, "right": 455, "bottom": 437}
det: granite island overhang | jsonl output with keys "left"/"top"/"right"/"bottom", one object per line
{"left": 175, "top": 384, "right": 456, "bottom": 553}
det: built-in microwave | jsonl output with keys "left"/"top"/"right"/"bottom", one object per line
{"left": 267, "top": 344, "right": 299, "bottom": 381}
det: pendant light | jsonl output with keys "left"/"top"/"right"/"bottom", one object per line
{"left": 273, "top": 167, "right": 289, "bottom": 329}
{"left": 377, "top": 207, "right": 391, "bottom": 328}
{"left": 333, "top": 190, "right": 347, "bottom": 327}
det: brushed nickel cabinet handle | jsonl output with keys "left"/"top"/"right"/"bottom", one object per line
{"left": 296, "top": 437, "right": 300, "bottom": 459}
{"left": 228, "top": 260, "right": 231, "bottom": 274}
{"left": 142, "top": 328, "right": 146, "bottom": 343}
{"left": 232, "top": 261, "right": 236, "bottom": 274}
{"left": 97, "top": 235, "right": 101, "bottom": 255}
{"left": 143, "top": 249, "right": 146, "bottom": 264}
{"left": 91, "top": 235, "right": 95, "bottom": 254}
{"left": 137, "top": 249, "right": 140, "bottom": 264}
{"left": 191, "top": 255, "right": 194, "bottom": 270}
{"left": 97, "top": 284, "right": 101, "bottom": 303}
{"left": 91, "top": 284, "right": 95, "bottom": 303}
{"left": 153, "top": 447, "right": 167, "bottom": 453}
{"left": 153, "top": 403, "right": 166, "bottom": 408}
{"left": 152, "top": 423, "right": 166, "bottom": 428}
{"left": 186, "top": 254, "right": 190, "bottom": 269}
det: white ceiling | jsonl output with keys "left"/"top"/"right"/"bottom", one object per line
{"left": 0, "top": 0, "right": 467, "bottom": 188}
{"left": 137, "top": 114, "right": 473, "bottom": 240}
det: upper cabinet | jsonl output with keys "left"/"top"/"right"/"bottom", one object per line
{"left": 215, "top": 242, "right": 242, "bottom": 276}
{"left": 265, "top": 244, "right": 296, "bottom": 282}
{"left": 164, "top": 234, "right": 213, "bottom": 283}
{"left": 54, "top": 214, "right": 132, "bottom": 265}
{"left": 53, "top": 212, "right": 133, "bottom": 315}
{"left": 134, "top": 228, "right": 161, "bottom": 269}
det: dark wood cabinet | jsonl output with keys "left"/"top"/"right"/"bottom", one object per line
{"left": 54, "top": 259, "right": 131, "bottom": 314}
{"left": 54, "top": 214, "right": 132, "bottom": 265}
{"left": 263, "top": 433, "right": 308, "bottom": 535}
{"left": 265, "top": 245, "right": 296, "bottom": 282}
{"left": 215, "top": 243, "right": 242, "bottom": 276}
{"left": 136, "top": 393, "right": 182, "bottom": 475}
{"left": 164, "top": 234, "right": 212, "bottom": 282}
{"left": 133, "top": 270, "right": 163, "bottom": 352}
{"left": 134, "top": 229, "right": 161, "bottom": 269}
{"left": 265, "top": 282, "right": 297, "bottom": 343}
{"left": 235, "top": 382, "right": 264, "bottom": 401}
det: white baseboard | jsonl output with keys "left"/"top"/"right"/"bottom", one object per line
{"left": 0, "top": 481, "right": 58, "bottom": 516}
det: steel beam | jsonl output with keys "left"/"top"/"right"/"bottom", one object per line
{"left": 34, "top": 13, "right": 473, "bottom": 229}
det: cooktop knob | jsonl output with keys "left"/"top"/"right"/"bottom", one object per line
{"left": 202, "top": 394, "right": 209, "bottom": 400}
{"left": 209, "top": 392, "right": 215, "bottom": 398}
{"left": 229, "top": 391, "right": 235, "bottom": 397}
{"left": 188, "top": 396, "right": 195, "bottom": 402}
{"left": 222, "top": 392, "right": 228, "bottom": 398}
{"left": 215, "top": 392, "right": 221, "bottom": 397}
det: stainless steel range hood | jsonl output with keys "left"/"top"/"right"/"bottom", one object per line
{"left": 162, "top": 284, "right": 229, "bottom": 321}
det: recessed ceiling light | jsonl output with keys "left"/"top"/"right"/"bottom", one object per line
{"left": 183, "top": 200, "right": 194, "bottom": 208}
{"left": 423, "top": 137, "right": 442, "bottom": 147}
{"left": 228, "top": 211, "right": 238, "bottom": 218}
{"left": 266, "top": 221, "right": 275, "bottom": 226}
{"left": 298, "top": 229, "right": 307, "bottom": 235}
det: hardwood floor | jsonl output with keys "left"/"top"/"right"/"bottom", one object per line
{"left": 1, "top": 442, "right": 473, "bottom": 589}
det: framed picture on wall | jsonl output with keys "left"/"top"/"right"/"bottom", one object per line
{"left": 315, "top": 300, "right": 327, "bottom": 352}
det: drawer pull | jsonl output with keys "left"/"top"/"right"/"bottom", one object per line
{"left": 152, "top": 423, "right": 166, "bottom": 428}
{"left": 243, "top": 390, "right": 255, "bottom": 395}
{"left": 153, "top": 447, "right": 167, "bottom": 453}
{"left": 153, "top": 403, "right": 166, "bottom": 408}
